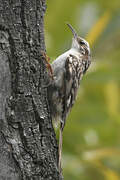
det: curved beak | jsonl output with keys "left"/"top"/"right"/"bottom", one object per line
{"left": 67, "top": 23, "right": 78, "bottom": 39}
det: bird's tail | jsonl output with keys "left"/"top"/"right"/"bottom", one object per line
{"left": 58, "top": 125, "right": 63, "bottom": 172}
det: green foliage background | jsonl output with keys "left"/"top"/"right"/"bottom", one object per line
{"left": 45, "top": 0, "right": 120, "bottom": 179}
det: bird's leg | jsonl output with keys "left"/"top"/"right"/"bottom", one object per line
{"left": 58, "top": 124, "right": 63, "bottom": 173}
{"left": 41, "top": 51, "right": 54, "bottom": 80}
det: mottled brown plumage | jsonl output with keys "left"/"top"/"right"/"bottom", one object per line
{"left": 47, "top": 24, "right": 91, "bottom": 172}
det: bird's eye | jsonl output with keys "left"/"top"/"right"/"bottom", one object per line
{"left": 80, "top": 41, "right": 85, "bottom": 45}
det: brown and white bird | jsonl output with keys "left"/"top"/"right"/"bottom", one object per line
{"left": 47, "top": 23, "right": 91, "bottom": 171}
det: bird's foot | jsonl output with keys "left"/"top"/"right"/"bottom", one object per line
{"left": 41, "top": 51, "right": 54, "bottom": 80}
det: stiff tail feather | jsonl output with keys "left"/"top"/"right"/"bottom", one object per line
{"left": 58, "top": 126, "right": 63, "bottom": 172}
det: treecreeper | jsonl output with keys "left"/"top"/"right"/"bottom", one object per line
{"left": 47, "top": 23, "right": 91, "bottom": 172}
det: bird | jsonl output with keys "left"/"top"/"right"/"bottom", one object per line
{"left": 47, "top": 23, "right": 91, "bottom": 172}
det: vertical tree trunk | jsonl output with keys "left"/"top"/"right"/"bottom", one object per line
{"left": 0, "top": 0, "right": 62, "bottom": 179}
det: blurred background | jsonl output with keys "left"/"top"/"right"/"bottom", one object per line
{"left": 45, "top": 0, "right": 120, "bottom": 179}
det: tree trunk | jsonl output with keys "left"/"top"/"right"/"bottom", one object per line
{"left": 0, "top": 0, "right": 62, "bottom": 179}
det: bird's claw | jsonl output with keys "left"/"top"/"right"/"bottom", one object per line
{"left": 41, "top": 51, "right": 54, "bottom": 80}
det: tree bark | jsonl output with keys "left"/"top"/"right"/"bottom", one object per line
{"left": 0, "top": 0, "right": 62, "bottom": 179}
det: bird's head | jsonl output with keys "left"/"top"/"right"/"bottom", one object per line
{"left": 67, "top": 23, "right": 90, "bottom": 56}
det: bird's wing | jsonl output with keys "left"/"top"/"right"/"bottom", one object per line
{"left": 49, "top": 53, "right": 90, "bottom": 128}
{"left": 62, "top": 54, "right": 90, "bottom": 128}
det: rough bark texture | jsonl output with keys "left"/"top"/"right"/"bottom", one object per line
{"left": 0, "top": 0, "right": 62, "bottom": 179}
